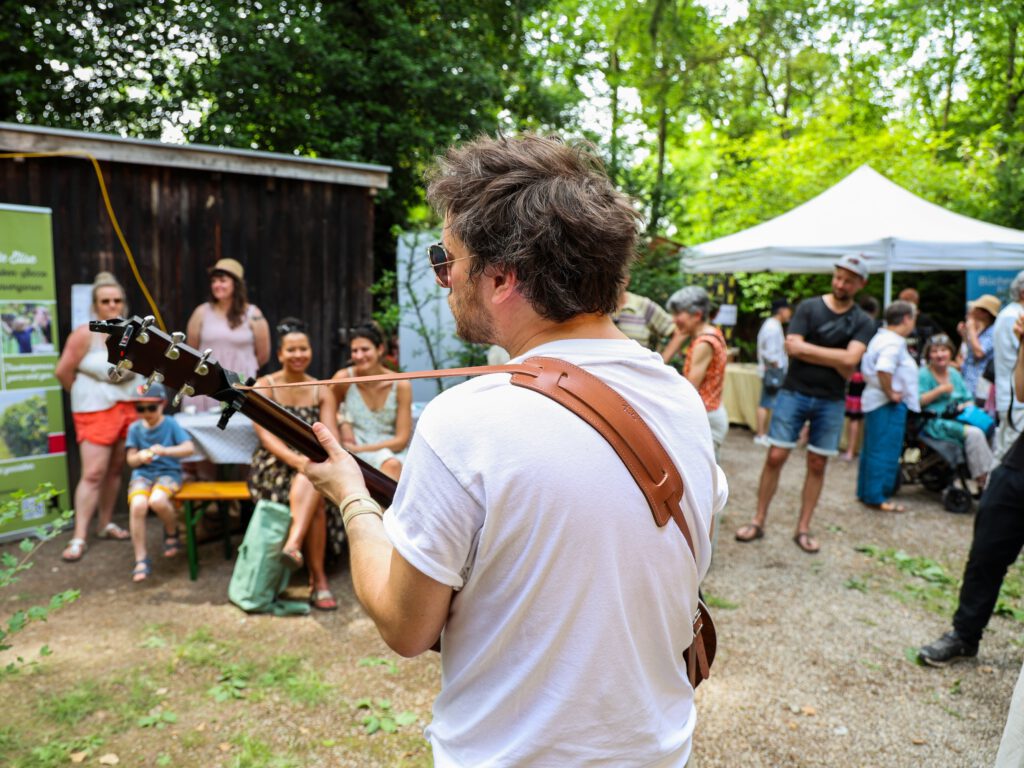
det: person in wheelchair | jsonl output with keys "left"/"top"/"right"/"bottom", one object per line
{"left": 917, "top": 334, "right": 994, "bottom": 502}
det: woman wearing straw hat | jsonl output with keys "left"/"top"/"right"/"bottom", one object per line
{"left": 185, "top": 258, "right": 270, "bottom": 413}
{"left": 957, "top": 293, "right": 1000, "bottom": 406}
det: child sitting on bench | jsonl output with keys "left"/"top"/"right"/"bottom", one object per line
{"left": 125, "top": 382, "right": 195, "bottom": 583}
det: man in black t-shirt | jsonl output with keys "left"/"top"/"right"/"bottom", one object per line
{"left": 735, "top": 254, "right": 876, "bottom": 553}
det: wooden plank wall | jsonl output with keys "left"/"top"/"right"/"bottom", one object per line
{"left": 0, "top": 153, "right": 378, "bottom": 488}
{"left": 0, "top": 154, "right": 377, "bottom": 379}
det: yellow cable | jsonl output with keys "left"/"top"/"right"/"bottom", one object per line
{"left": 0, "top": 150, "right": 167, "bottom": 331}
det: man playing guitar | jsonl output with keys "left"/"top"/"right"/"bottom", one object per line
{"left": 304, "top": 134, "right": 727, "bottom": 766}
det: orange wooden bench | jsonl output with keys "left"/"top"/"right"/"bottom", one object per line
{"left": 175, "top": 481, "right": 251, "bottom": 580}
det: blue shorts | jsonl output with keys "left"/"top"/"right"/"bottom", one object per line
{"left": 759, "top": 383, "right": 778, "bottom": 410}
{"left": 768, "top": 389, "right": 846, "bottom": 456}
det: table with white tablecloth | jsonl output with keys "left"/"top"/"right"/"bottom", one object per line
{"left": 176, "top": 412, "right": 260, "bottom": 465}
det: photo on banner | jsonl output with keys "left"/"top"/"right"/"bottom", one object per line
{"left": 0, "top": 204, "right": 70, "bottom": 542}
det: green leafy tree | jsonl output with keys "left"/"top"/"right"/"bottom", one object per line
{"left": 0, "top": 395, "right": 48, "bottom": 457}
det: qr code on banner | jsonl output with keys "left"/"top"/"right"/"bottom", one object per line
{"left": 21, "top": 495, "right": 45, "bottom": 521}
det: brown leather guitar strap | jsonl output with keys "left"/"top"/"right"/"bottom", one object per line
{"left": 242, "top": 355, "right": 716, "bottom": 686}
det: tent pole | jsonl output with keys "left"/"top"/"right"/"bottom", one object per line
{"left": 883, "top": 269, "right": 892, "bottom": 307}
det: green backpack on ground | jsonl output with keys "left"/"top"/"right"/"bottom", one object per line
{"left": 228, "top": 499, "right": 310, "bottom": 616}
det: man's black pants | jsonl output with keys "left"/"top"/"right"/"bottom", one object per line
{"left": 952, "top": 462, "right": 1024, "bottom": 645}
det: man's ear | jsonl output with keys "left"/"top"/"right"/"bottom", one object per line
{"left": 488, "top": 269, "right": 519, "bottom": 306}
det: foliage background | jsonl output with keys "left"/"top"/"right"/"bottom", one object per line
{"left": 1, "top": 0, "right": 1020, "bottom": 346}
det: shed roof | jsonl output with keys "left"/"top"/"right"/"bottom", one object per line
{"left": 0, "top": 122, "right": 390, "bottom": 190}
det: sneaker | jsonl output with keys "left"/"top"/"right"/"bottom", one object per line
{"left": 753, "top": 435, "right": 771, "bottom": 448}
{"left": 918, "top": 631, "right": 978, "bottom": 667}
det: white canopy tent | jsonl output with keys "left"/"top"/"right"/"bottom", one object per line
{"left": 683, "top": 165, "right": 1024, "bottom": 304}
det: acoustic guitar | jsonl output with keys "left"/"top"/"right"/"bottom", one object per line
{"left": 89, "top": 315, "right": 397, "bottom": 506}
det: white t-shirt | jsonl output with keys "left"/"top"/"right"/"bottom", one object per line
{"left": 993, "top": 302, "right": 1024, "bottom": 413}
{"left": 860, "top": 327, "right": 920, "bottom": 413}
{"left": 756, "top": 316, "right": 786, "bottom": 376}
{"left": 383, "top": 338, "right": 727, "bottom": 767}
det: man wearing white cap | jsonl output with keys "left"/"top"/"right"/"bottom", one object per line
{"left": 736, "top": 254, "right": 876, "bottom": 553}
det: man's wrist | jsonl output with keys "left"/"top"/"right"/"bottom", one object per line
{"left": 340, "top": 493, "right": 384, "bottom": 529}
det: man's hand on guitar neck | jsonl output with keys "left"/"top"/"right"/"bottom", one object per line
{"left": 303, "top": 422, "right": 369, "bottom": 506}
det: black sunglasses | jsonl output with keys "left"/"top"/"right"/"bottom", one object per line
{"left": 427, "top": 243, "right": 471, "bottom": 288}
{"left": 135, "top": 403, "right": 160, "bottom": 413}
{"left": 98, "top": 297, "right": 124, "bottom": 305}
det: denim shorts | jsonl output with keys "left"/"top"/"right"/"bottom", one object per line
{"left": 768, "top": 389, "right": 846, "bottom": 456}
{"left": 759, "top": 383, "right": 778, "bottom": 410}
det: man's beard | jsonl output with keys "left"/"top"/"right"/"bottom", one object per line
{"left": 449, "top": 279, "right": 495, "bottom": 345}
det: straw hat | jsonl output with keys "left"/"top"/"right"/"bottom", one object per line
{"left": 208, "top": 258, "right": 244, "bottom": 281}
{"left": 968, "top": 294, "right": 1001, "bottom": 319}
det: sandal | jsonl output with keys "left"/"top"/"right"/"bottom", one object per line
{"left": 310, "top": 589, "right": 338, "bottom": 611}
{"left": 61, "top": 538, "right": 87, "bottom": 562}
{"left": 793, "top": 531, "right": 820, "bottom": 554}
{"left": 280, "top": 548, "right": 304, "bottom": 572}
{"left": 163, "top": 529, "right": 183, "bottom": 558}
{"left": 97, "top": 522, "right": 130, "bottom": 540}
{"left": 131, "top": 558, "right": 153, "bottom": 583}
{"left": 864, "top": 501, "right": 907, "bottom": 513}
{"left": 735, "top": 523, "right": 764, "bottom": 543}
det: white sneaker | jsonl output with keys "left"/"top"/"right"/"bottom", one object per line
{"left": 753, "top": 435, "right": 771, "bottom": 447}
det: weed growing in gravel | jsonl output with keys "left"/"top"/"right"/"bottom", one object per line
{"left": 228, "top": 733, "right": 302, "bottom": 768}
{"left": 36, "top": 680, "right": 112, "bottom": 725}
{"left": 259, "top": 654, "right": 332, "bottom": 704}
{"left": 702, "top": 593, "right": 739, "bottom": 610}
{"left": 858, "top": 545, "right": 1024, "bottom": 625}
{"left": 359, "top": 655, "right": 399, "bottom": 673}
{"left": 355, "top": 697, "right": 418, "bottom": 735}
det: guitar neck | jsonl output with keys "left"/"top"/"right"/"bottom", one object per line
{"left": 236, "top": 389, "right": 397, "bottom": 506}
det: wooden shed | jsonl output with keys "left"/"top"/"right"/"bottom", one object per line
{"left": 0, "top": 121, "right": 390, "bottom": 381}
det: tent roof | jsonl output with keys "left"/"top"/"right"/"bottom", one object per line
{"left": 684, "top": 165, "right": 1024, "bottom": 273}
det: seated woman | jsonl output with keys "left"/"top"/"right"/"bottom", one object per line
{"left": 919, "top": 333, "right": 994, "bottom": 492}
{"left": 331, "top": 322, "right": 412, "bottom": 482}
{"left": 248, "top": 318, "right": 340, "bottom": 611}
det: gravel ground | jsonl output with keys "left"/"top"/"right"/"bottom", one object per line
{"left": 1, "top": 427, "right": 1018, "bottom": 766}
{"left": 694, "top": 428, "right": 1019, "bottom": 767}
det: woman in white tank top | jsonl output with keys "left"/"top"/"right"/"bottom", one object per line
{"left": 54, "top": 274, "right": 141, "bottom": 561}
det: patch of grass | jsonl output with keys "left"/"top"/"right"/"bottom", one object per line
{"left": 844, "top": 577, "right": 869, "bottom": 593}
{"left": 359, "top": 656, "right": 399, "bottom": 674}
{"left": 209, "top": 663, "right": 254, "bottom": 702}
{"left": 227, "top": 733, "right": 301, "bottom": 768}
{"left": 355, "top": 697, "right": 418, "bottom": 735}
{"left": 36, "top": 680, "right": 113, "bottom": 725}
{"left": 857, "top": 545, "right": 960, "bottom": 616}
{"left": 10, "top": 735, "right": 104, "bottom": 768}
{"left": 702, "top": 593, "right": 739, "bottom": 610}
{"left": 259, "top": 655, "right": 332, "bottom": 705}
{"left": 904, "top": 646, "right": 925, "bottom": 666}
{"left": 176, "top": 627, "right": 231, "bottom": 668}
{"left": 108, "top": 671, "right": 162, "bottom": 726}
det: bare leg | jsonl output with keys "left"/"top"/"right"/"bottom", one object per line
{"left": 149, "top": 489, "right": 179, "bottom": 537}
{"left": 283, "top": 472, "right": 319, "bottom": 553}
{"left": 96, "top": 438, "right": 127, "bottom": 529}
{"left": 380, "top": 458, "right": 402, "bottom": 482}
{"left": 72, "top": 441, "right": 115, "bottom": 540}
{"left": 841, "top": 420, "right": 860, "bottom": 461}
{"left": 756, "top": 406, "right": 770, "bottom": 438}
{"left": 755, "top": 446, "right": 791, "bottom": 526}
{"left": 796, "top": 452, "right": 829, "bottom": 537}
{"left": 129, "top": 495, "right": 150, "bottom": 562}
{"left": 303, "top": 504, "right": 328, "bottom": 592}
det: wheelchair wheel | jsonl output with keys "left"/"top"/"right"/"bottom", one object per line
{"left": 942, "top": 486, "right": 973, "bottom": 515}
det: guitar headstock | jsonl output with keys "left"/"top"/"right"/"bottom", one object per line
{"left": 89, "top": 315, "right": 242, "bottom": 407}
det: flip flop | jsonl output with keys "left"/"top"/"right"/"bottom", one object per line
{"left": 62, "top": 538, "right": 87, "bottom": 562}
{"left": 310, "top": 589, "right": 338, "bottom": 611}
{"left": 865, "top": 501, "right": 907, "bottom": 513}
{"left": 131, "top": 558, "right": 153, "bottom": 583}
{"left": 735, "top": 523, "right": 764, "bottom": 543}
{"left": 280, "top": 548, "right": 304, "bottom": 572}
{"left": 97, "top": 522, "right": 130, "bottom": 540}
{"left": 793, "top": 531, "right": 820, "bottom": 554}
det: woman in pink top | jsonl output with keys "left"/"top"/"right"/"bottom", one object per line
{"left": 185, "top": 258, "right": 270, "bottom": 412}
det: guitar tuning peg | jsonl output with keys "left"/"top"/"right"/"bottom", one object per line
{"left": 137, "top": 316, "right": 156, "bottom": 345}
{"left": 141, "top": 371, "right": 164, "bottom": 394}
{"left": 194, "top": 349, "right": 214, "bottom": 376}
{"left": 171, "top": 384, "right": 195, "bottom": 408}
{"left": 164, "top": 331, "right": 186, "bottom": 360}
